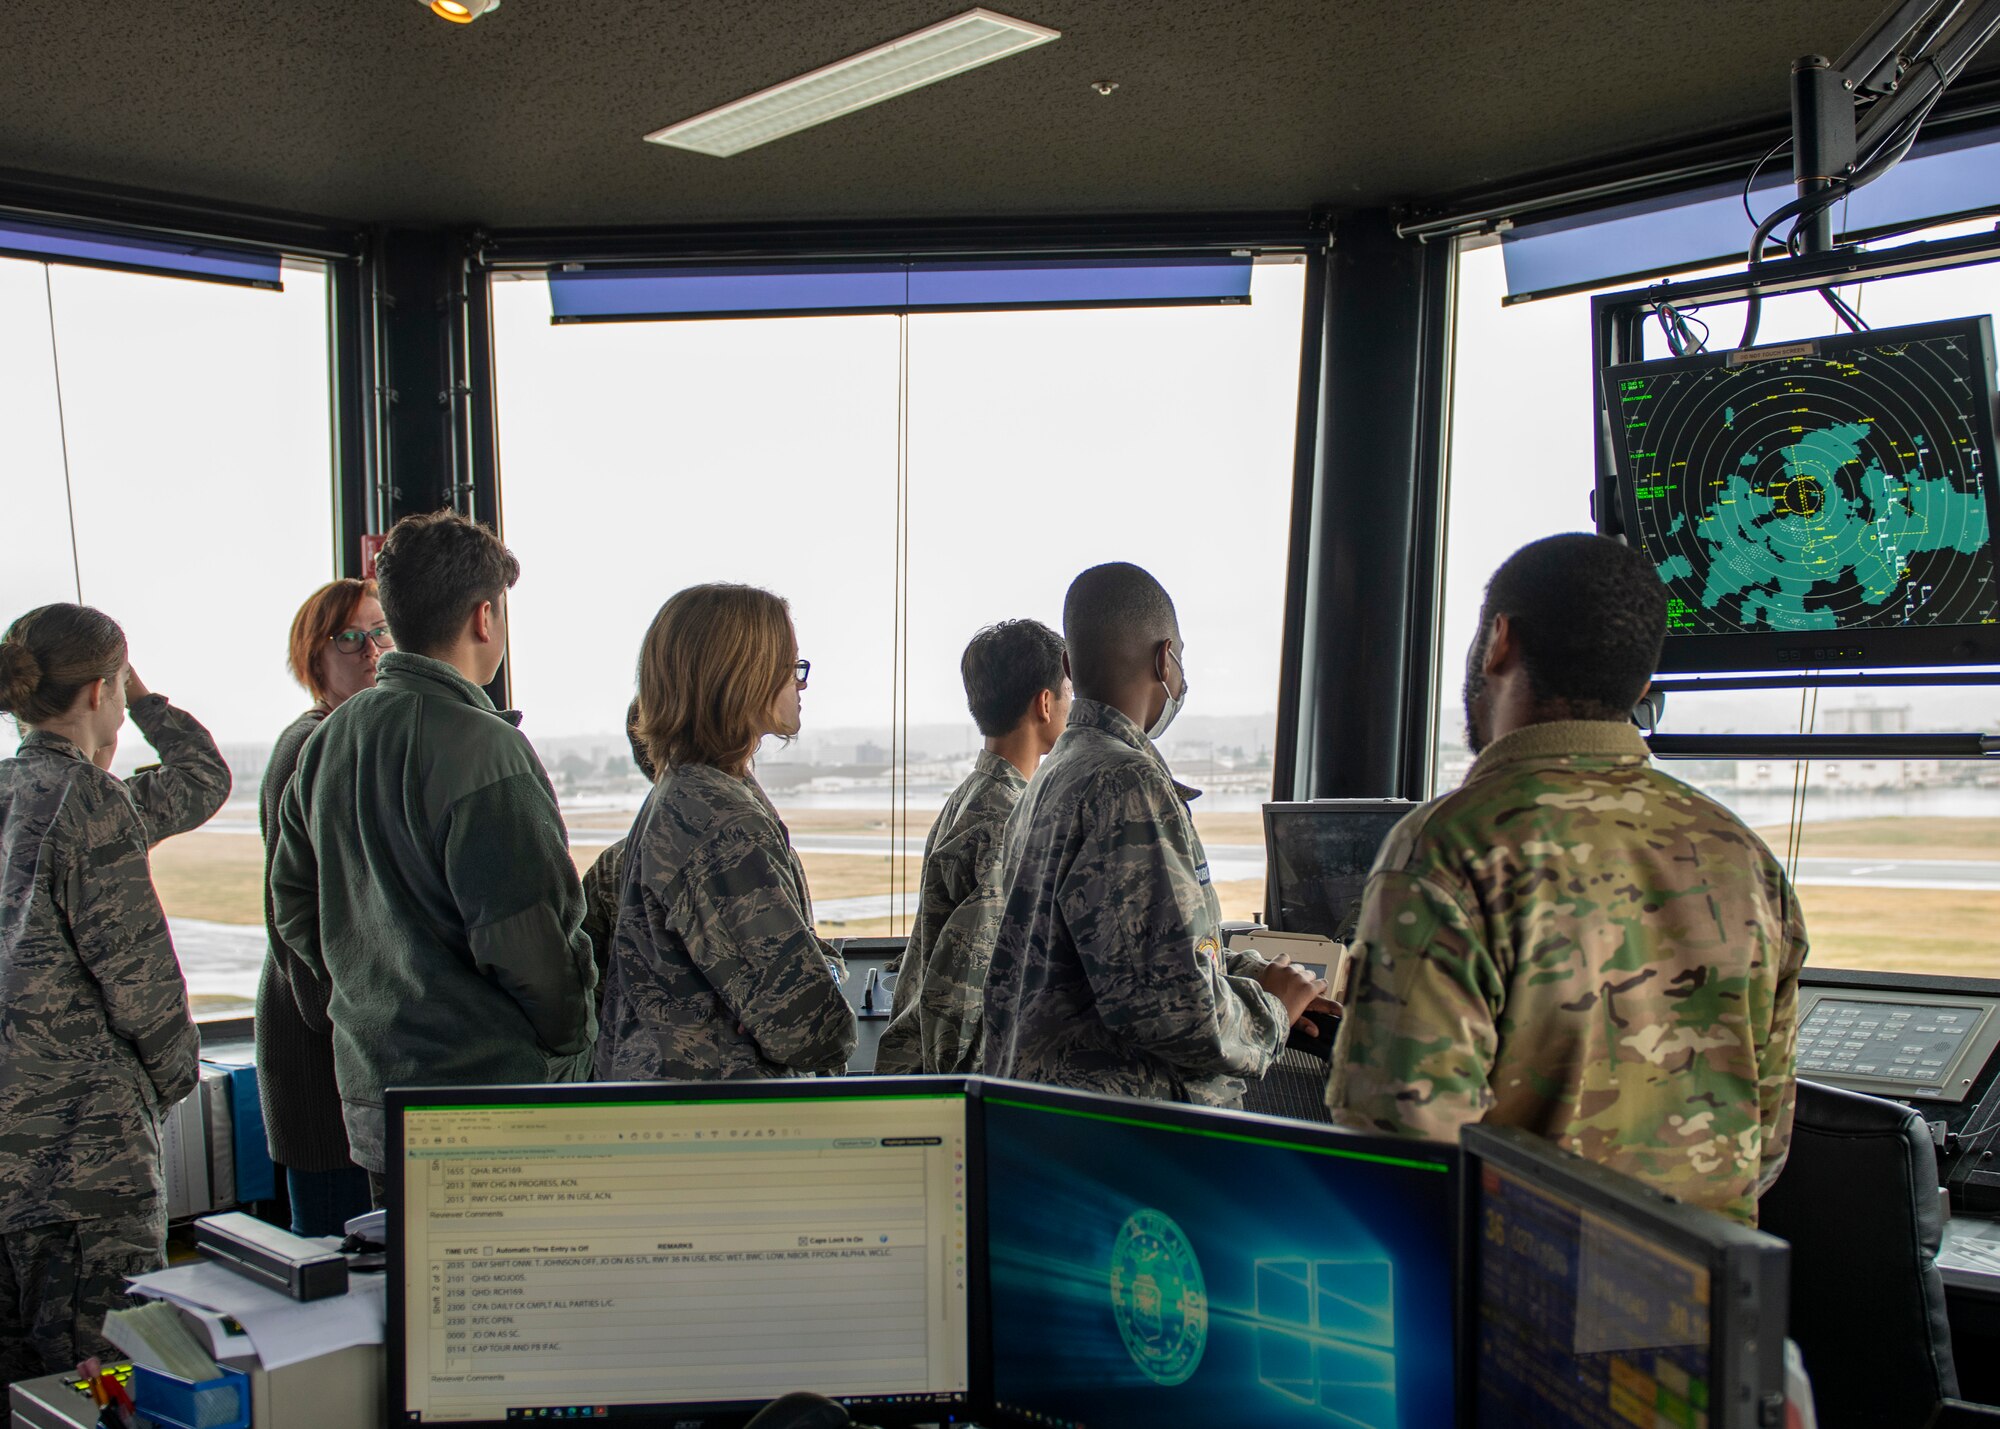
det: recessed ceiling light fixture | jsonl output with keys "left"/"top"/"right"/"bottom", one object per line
{"left": 420, "top": 0, "right": 499, "bottom": 24}
{"left": 646, "top": 8, "right": 1060, "bottom": 158}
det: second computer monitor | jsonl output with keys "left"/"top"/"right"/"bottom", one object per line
{"left": 1463, "top": 1124, "right": 1789, "bottom": 1429}
{"left": 980, "top": 1082, "right": 1458, "bottom": 1429}
{"left": 1262, "top": 800, "right": 1417, "bottom": 940}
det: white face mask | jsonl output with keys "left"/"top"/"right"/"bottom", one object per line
{"left": 1147, "top": 647, "right": 1187, "bottom": 741}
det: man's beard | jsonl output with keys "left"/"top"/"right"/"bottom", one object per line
{"left": 1462, "top": 633, "right": 1490, "bottom": 756}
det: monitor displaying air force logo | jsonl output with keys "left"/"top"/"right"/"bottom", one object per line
{"left": 1109, "top": 1209, "right": 1208, "bottom": 1385}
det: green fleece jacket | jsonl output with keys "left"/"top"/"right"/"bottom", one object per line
{"left": 269, "top": 651, "right": 595, "bottom": 1173}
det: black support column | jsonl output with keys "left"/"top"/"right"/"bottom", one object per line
{"left": 1279, "top": 211, "right": 1456, "bottom": 801}
{"left": 375, "top": 227, "right": 482, "bottom": 524}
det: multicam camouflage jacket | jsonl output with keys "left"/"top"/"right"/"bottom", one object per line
{"left": 0, "top": 696, "right": 230, "bottom": 1232}
{"left": 595, "top": 763, "right": 856, "bottom": 1081}
{"left": 1325, "top": 720, "right": 1808, "bottom": 1226}
{"left": 980, "top": 699, "right": 1286, "bottom": 1107}
{"left": 876, "top": 750, "right": 1027, "bottom": 1075}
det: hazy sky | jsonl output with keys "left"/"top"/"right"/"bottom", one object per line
{"left": 489, "top": 262, "right": 1306, "bottom": 742}
{"left": 6, "top": 226, "right": 2000, "bottom": 779}
{"left": 1, "top": 256, "right": 332, "bottom": 764}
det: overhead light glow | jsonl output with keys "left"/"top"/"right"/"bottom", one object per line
{"left": 646, "top": 8, "right": 1060, "bottom": 158}
{"left": 421, "top": 0, "right": 500, "bottom": 23}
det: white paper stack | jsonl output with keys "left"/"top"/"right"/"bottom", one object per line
{"left": 126, "top": 1261, "right": 386, "bottom": 1372}
{"left": 101, "top": 1301, "right": 222, "bottom": 1381}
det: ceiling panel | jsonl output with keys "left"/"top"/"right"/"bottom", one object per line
{"left": 0, "top": 0, "right": 1986, "bottom": 228}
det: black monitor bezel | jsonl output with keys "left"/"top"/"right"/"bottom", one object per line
{"left": 1597, "top": 313, "right": 2000, "bottom": 676}
{"left": 385, "top": 1075, "right": 982, "bottom": 1429}
{"left": 1458, "top": 1123, "right": 1789, "bottom": 1429}
{"left": 969, "top": 1077, "right": 1462, "bottom": 1429}
{"left": 1261, "top": 799, "right": 1420, "bottom": 939}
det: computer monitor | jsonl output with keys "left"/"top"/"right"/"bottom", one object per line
{"left": 978, "top": 1081, "right": 1458, "bottom": 1429}
{"left": 1461, "top": 1124, "right": 1789, "bottom": 1429}
{"left": 1262, "top": 800, "right": 1417, "bottom": 940}
{"left": 1598, "top": 314, "right": 2000, "bottom": 675}
{"left": 388, "top": 1078, "right": 974, "bottom": 1427}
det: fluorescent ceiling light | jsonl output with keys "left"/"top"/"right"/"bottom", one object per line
{"left": 646, "top": 8, "right": 1060, "bottom": 158}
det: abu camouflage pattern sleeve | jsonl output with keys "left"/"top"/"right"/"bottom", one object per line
{"left": 120, "top": 696, "right": 231, "bottom": 846}
{"left": 680, "top": 832, "right": 857, "bottom": 1073}
{"left": 1058, "top": 771, "right": 1285, "bottom": 1084}
{"left": 62, "top": 790, "right": 198, "bottom": 1109}
{"left": 914, "top": 820, "right": 1013, "bottom": 1075}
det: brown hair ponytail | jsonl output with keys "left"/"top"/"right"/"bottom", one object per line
{"left": 0, "top": 604, "right": 127, "bottom": 726}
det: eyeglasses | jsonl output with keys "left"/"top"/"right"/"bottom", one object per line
{"left": 793, "top": 658, "right": 811, "bottom": 683}
{"left": 331, "top": 625, "right": 395, "bottom": 654}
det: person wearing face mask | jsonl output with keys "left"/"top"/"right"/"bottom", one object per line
{"left": 256, "top": 579, "right": 388, "bottom": 1238}
{"left": 0, "top": 603, "right": 230, "bottom": 1381}
{"left": 595, "top": 583, "right": 856, "bottom": 1082}
{"left": 1326, "top": 534, "right": 1808, "bottom": 1227}
{"left": 980, "top": 563, "right": 1327, "bottom": 1107}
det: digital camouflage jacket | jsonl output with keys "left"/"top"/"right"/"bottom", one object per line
{"left": 980, "top": 699, "right": 1285, "bottom": 1107}
{"left": 595, "top": 763, "right": 855, "bottom": 1082}
{"left": 876, "top": 750, "right": 1027, "bottom": 1075}
{"left": 0, "top": 696, "right": 229, "bottom": 1232}
{"left": 1326, "top": 719, "right": 1808, "bottom": 1225}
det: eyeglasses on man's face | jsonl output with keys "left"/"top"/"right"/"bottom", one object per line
{"left": 793, "top": 658, "right": 811, "bottom": 683}
{"left": 331, "top": 625, "right": 395, "bottom": 655}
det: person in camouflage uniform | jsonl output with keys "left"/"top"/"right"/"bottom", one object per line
{"left": 877, "top": 620, "right": 1069, "bottom": 1075}
{"left": 1326, "top": 534, "right": 1808, "bottom": 1225}
{"left": 981, "top": 564, "right": 1324, "bottom": 1106}
{"left": 579, "top": 700, "right": 656, "bottom": 1012}
{"left": 596, "top": 585, "right": 855, "bottom": 1081}
{"left": 0, "top": 604, "right": 230, "bottom": 1381}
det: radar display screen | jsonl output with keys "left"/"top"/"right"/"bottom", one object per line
{"left": 1601, "top": 316, "right": 2000, "bottom": 674}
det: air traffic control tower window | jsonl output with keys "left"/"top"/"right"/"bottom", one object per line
{"left": 488, "top": 260, "right": 1307, "bottom": 938}
{"left": 1435, "top": 223, "right": 2000, "bottom": 977}
{"left": 0, "top": 255, "right": 337, "bottom": 1019}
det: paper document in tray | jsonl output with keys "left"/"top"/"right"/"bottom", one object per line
{"left": 396, "top": 1089, "right": 970, "bottom": 1424}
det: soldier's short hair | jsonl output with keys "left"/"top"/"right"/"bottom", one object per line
{"left": 1483, "top": 533, "right": 1667, "bottom": 715}
{"left": 374, "top": 510, "right": 519, "bottom": 657}
{"left": 0, "top": 603, "right": 126, "bottom": 727}
{"left": 635, "top": 584, "right": 794, "bottom": 774}
{"left": 1063, "top": 563, "right": 1178, "bottom": 685}
{"left": 286, "top": 578, "right": 380, "bottom": 704}
{"left": 961, "top": 619, "right": 1066, "bottom": 737}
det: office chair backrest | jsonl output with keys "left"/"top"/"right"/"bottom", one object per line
{"left": 1759, "top": 1079, "right": 1959, "bottom": 1429}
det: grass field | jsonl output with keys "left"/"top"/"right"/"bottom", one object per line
{"left": 151, "top": 812, "right": 2000, "bottom": 986}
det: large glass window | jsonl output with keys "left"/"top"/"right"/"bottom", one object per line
{"left": 489, "top": 260, "right": 1308, "bottom": 936}
{"left": 1438, "top": 223, "right": 2000, "bottom": 975}
{"left": 2, "top": 256, "right": 337, "bottom": 1016}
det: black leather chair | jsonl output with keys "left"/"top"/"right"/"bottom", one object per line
{"left": 1759, "top": 1079, "right": 1959, "bottom": 1429}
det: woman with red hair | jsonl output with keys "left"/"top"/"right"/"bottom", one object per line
{"left": 259, "top": 578, "right": 389, "bottom": 1235}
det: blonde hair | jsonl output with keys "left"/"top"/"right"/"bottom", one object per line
{"left": 635, "top": 584, "right": 795, "bottom": 773}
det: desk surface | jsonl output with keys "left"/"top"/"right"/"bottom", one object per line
{"left": 1942, "top": 1216, "right": 2000, "bottom": 1296}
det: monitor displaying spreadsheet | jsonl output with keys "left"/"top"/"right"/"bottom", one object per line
{"left": 389, "top": 1081, "right": 971, "bottom": 1426}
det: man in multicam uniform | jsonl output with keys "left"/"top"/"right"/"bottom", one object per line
{"left": 0, "top": 604, "right": 230, "bottom": 1381}
{"left": 878, "top": 620, "right": 1070, "bottom": 1075}
{"left": 982, "top": 563, "right": 1325, "bottom": 1106}
{"left": 1326, "top": 533, "right": 1808, "bottom": 1225}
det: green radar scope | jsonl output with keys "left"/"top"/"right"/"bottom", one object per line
{"left": 1599, "top": 314, "right": 2000, "bottom": 675}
